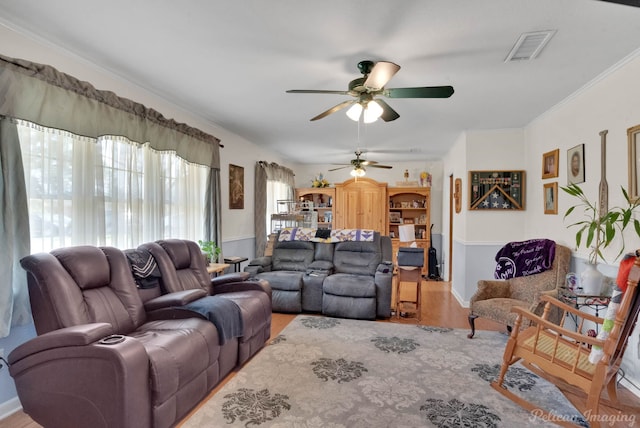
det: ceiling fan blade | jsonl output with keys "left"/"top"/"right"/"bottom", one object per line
{"left": 328, "top": 165, "right": 350, "bottom": 172}
{"left": 310, "top": 100, "right": 355, "bottom": 121}
{"left": 385, "top": 86, "right": 454, "bottom": 98}
{"left": 369, "top": 164, "right": 393, "bottom": 169}
{"left": 375, "top": 99, "right": 400, "bottom": 122}
{"left": 286, "top": 89, "right": 350, "bottom": 95}
{"left": 364, "top": 61, "right": 400, "bottom": 90}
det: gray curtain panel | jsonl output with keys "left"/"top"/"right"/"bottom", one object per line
{"left": 0, "top": 117, "right": 31, "bottom": 336}
{"left": 204, "top": 168, "right": 223, "bottom": 259}
{"left": 254, "top": 161, "right": 295, "bottom": 257}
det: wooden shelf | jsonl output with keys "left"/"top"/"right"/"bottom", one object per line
{"left": 295, "top": 188, "right": 336, "bottom": 229}
{"left": 388, "top": 187, "right": 430, "bottom": 274}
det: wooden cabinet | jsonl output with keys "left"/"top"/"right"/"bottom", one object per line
{"left": 295, "top": 188, "right": 336, "bottom": 229}
{"left": 388, "top": 187, "right": 430, "bottom": 274}
{"left": 334, "top": 178, "right": 387, "bottom": 233}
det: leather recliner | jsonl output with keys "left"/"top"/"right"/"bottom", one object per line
{"left": 322, "top": 233, "right": 393, "bottom": 319}
{"left": 11, "top": 246, "right": 234, "bottom": 428}
{"left": 140, "top": 239, "right": 272, "bottom": 365}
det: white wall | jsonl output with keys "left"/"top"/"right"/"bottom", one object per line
{"left": 441, "top": 51, "right": 640, "bottom": 395}
{"left": 523, "top": 52, "right": 640, "bottom": 395}
{"left": 524, "top": 54, "right": 640, "bottom": 262}
{"left": 443, "top": 129, "right": 526, "bottom": 302}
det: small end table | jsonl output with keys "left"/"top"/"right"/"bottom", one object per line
{"left": 558, "top": 286, "right": 611, "bottom": 333}
{"left": 224, "top": 257, "right": 248, "bottom": 273}
{"left": 207, "top": 263, "right": 230, "bottom": 277}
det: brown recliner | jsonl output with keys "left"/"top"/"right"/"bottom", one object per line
{"left": 140, "top": 239, "right": 272, "bottom": 365}
{"left": 11, "top": 246, "right": 234, "bottom": 428}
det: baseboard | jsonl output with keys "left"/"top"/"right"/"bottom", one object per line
{"left": 620, "top": 375, "right": 640, "bottom": 398}
{"left": 0, "top": 396, "right": 22, "bottom": 421}
{"left": 451, "top": 287, "right": 469, "bottom": 308}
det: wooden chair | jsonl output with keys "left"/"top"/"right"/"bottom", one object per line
{"left": 491, "top": 252, "right": 640, "bottom": 427}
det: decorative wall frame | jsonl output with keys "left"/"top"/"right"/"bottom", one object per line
{"left": 454, "top": 177, "right": 462, "bottom": 213}
{"left": 542, "top": 149, "right": 559, "bottom": 179}
{"left": 469, "top": 170, "right": 525, "bottom": 210}
{"left": 543, "top": 182, "right": 558, "bottom": 215}
{"left": 628, "top": 124, "right": 640, "bottom": 201}
{"left": 229, "top": 164, "right": 244, "bottom": 209}
{"left": 567, "top": 144, "right": 585, "bottom": 185}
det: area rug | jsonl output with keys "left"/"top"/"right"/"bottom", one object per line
{"left": 184, "top": 316, "right": 587, "bottom": 427}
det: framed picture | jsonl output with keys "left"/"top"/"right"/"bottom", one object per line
{"left": 389, "top": 211, "right": 402, "bottom": 223}
{"left": 628, "top": 124, "right": 640, "bottom": 201}
{"left": 567, "top": 144, "right": 585, "bottom": 184}
{"left": 403, "top": 218, "right": 414, "bottom": 224}
{"left": 468, "top": 170, "right": 525, "bottom": 210}
{"left": 542, "top": 149, "right": 559, "bottom": 179}
{"left": 229, "top": 164, "right": 244, "bottom": 209}
{"left": 544, "top": 182, "right": 558, "bottom": 214}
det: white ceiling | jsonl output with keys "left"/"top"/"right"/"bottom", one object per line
{"left": 1, "top": 0, "right": 640, "bottom": 165}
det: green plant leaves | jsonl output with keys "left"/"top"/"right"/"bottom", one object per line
{"left": 562, "top": 184, "right": 640, "bottom": 264}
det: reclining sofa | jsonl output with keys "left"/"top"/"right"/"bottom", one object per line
{"left": 245, "top": 229, "right": 393, "bottom": 319}
{"left": 9, "top": 240, "right": 272, "bottom": 428}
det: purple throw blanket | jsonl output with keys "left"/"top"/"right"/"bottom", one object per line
{"left": 494, "top": 239, "right": 556, "bottom": 279}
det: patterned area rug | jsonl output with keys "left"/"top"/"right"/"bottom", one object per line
{"left": 184, "top": 316, "right": 587, "bottom": 427}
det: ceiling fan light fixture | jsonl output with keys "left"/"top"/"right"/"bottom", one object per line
{"left": 346, "top": 103, "right": 363, "bottom": 121}
{"left": 350, "top": 167, "right": 366, "bottom": 177}
{"left": 363, "top": 100, "right": 383, "bottom": 123}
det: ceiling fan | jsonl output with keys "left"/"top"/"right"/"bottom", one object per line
{"left": 329, "top": 150, "right": 392, "bottom": 177}
{"left": 286, "top": 60, "right": 454, "bottom": 123}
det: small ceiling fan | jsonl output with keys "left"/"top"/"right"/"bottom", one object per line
{"left": 286, "top": 60, "right": 454, "bottom": 122}
{"left": 329, "top": 150, "right": 392, "bottom": 177}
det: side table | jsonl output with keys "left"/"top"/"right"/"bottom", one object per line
{"left": 558, "top": 286, "right": 611, "bottom": 333}
{"left": 224, "top": 257, "right": 248, "bottom": 273}
{"left": 207, "top": 263, "right": 230, "bottom": 277}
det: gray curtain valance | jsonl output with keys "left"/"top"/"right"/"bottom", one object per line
{"left": 0, "top": 54, "right": 220, "bottom": 169}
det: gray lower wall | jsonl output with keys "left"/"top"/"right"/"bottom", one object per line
{"left": 221, "top": 237, "right": 256, "bottom": 273}
{"left": 0, "top": 323, "right": 36, "bottom": 418}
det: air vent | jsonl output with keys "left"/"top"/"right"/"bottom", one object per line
{"left": 504, "top": 30, "right": 556, "bottom": 62}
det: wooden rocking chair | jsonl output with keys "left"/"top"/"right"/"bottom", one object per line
{"left": 491, "top": 252, "right": 640, "bottom": 428}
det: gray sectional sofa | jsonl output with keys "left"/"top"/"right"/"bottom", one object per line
{"left": 245, "top": 230, "right": 393, "bottom": 319}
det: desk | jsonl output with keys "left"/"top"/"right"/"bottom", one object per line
{"left": 207, "top": 263, "right": 230, "bottom": 277}
{"left": 224, "top": 257, "right": 248, "bottom": 273}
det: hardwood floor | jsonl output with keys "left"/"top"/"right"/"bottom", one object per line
{"left": 2, "top": 280, "right": 638, "bottom": 427}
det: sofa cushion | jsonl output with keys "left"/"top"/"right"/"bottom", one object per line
{"left": 323, "top": 274, "right": 376, "bottom": 298}
{"left": 257, "top": 271, "right": 304, "bottom": 291}
{"left": 128, "top": 318, "right": 219, "bottom": 405}
{"left": 332, "top": 239, "right": 382, "bottom": 276}
{"left": 272, "top": 240, "right": 315, "bottom": 271}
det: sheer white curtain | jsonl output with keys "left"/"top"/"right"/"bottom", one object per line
{"left": 18, "top": 120, "right": 208, "bottom": 252}
{"left": 266, "top": 180, "right": 294, "bottom": 234}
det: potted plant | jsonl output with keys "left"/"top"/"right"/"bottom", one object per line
{"left": 561, "top": 183, "right": 640, "bottom": 293}
{"left": 198, "top": 240, "right": 221, "bottom": 264}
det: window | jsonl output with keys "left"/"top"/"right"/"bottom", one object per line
{"left": 18, "top": 120, "right": 208, "bottom": 252}
{"left": 266, "top": 180, "right": 292, "bottom": 233}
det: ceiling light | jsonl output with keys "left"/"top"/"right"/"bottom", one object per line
{"left": 504, "top": 30, "right": 556, "bottom": 62}
{"left": 350, "top": 167, "right": 366, "bottom": 177}
{"left": 363, "top": 100, "right": 383, "bottom": 123}
{"left": 346, "top": 103, "right": 363, "bottom": 121}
